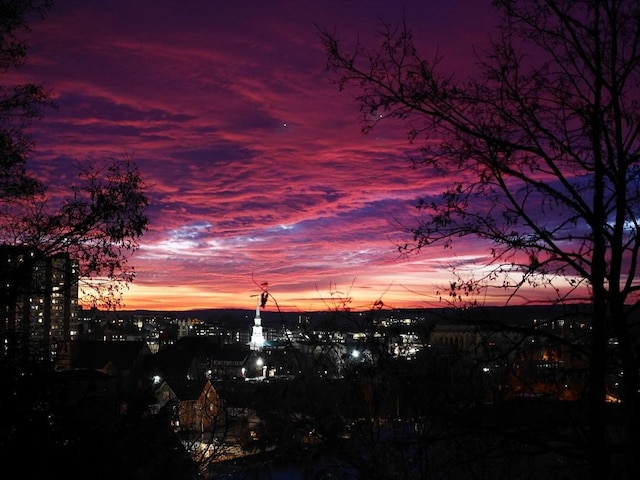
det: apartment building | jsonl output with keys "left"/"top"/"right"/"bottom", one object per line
{"left": 0, "top": 245, "right": 79, "bottom": 363}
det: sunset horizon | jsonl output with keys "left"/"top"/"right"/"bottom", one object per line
{"left": 14, "top": 1, "right": 584, "bottom": 313}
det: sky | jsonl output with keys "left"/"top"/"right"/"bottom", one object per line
{"left": 13, "top": 0, "right": 523, "bottom": 312}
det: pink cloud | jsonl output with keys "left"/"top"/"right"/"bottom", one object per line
{"left": 11, "top": 0, "right": 561, "bottom": 312}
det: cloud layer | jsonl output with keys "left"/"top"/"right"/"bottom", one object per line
{"left": 15, "top": 0, "right": 558, "bottom": 311}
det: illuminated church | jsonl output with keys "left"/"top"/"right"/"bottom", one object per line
{"left": 249, "top": 295, "right": 265, "bottom": 351}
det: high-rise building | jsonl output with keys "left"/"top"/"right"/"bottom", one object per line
{"left": 0, "top": 245, "right": 79, "bottom": 363}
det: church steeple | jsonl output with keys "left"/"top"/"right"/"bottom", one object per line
{"left": 249, "top": 295, "right": 265, "bottom": 351}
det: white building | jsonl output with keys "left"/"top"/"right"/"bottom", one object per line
{"left": 249, "top": 296, "right": 265, "bottom": 351}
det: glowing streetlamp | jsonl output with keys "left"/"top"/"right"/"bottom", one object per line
{"left": 256, "top": 357, "right": 266, "bottom": 378}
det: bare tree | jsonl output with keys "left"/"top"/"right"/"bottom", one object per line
{"left": 1, "top": 3, "right": 154, "bottom": 476}
{"left": 0, "top": 0, "right": 149, "bottom": 349}
{"left": 1, "top": 156, "right": 149, "bottom": 309}
{"left": 320, "top": 0, "right": 640, "bottom": 478}
{"left": 0, "top": 0, "right": 52, "bottom": 202}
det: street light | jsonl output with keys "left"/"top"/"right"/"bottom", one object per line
{"left": 256, "top": 357, "right": 266, "bottom": 378}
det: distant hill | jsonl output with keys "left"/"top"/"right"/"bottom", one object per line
{"left": 98, "top": 308, "right": 305, "bottom": 327}
{"left": 94, "top": 303, "right": 602, "bottom": 329}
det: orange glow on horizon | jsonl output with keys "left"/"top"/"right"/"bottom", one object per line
{"left": 18, "top": 2, "right": 594, "bottom": 313}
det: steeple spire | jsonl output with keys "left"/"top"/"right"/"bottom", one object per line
{"left": 249, "top": 295, "right": 265, "bottom": 351}
{"left": 255, "top": 295, "right": 261, "bottom": 320}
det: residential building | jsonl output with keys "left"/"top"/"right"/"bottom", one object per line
{"left": 0, "top": 245, "right": 79, "bottom": 363}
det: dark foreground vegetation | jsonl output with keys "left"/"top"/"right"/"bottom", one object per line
{"left": 3, "top": 303, "right": 636, "bottom": 480}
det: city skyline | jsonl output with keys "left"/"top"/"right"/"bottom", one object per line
{"left": 13, "top": 1, "right": 561, "bottom": 312}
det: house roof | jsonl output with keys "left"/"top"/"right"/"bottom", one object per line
{"left": 70, "top": 340, "right": 150, "bottom": 372}
{"left": 152, "top": 336, "right": 251, "bottom": 365}
{"left": 174, "top": 335, "right": 218, "bottom": 356}
{"left": 212, "top": 344, "right": 251, "bottom": 364}
{"left": 167, "top": 378, "right": 213, "bottom": 402}
{"left": 145, "top": 344, "right": 196, "bottom": 378}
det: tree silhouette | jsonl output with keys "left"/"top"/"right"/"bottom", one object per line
{"left": 0, "top": 0, "right": 52, "bottom": 203}
{"left": 0, "top": 0, "right": 149, "bottom": 353}
{"left": 0, "top": 3, "right": 159, "bottom": 477}
{"left": 320, "top": 0, "right": 640, "bottom": 478}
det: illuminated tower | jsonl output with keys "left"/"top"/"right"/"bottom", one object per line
{"left": 249, "top": 296, "right": 265, "bottom": 351}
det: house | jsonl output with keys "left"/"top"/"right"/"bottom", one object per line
{"left": 145, "top": 342, "right": 202, "bottom": 386}
{"left": 154, "top": 378, "right": 224, "bottom": 433}
{"left": 210, "top": 344, "right": 253, "bottom": 379}
{"left": 67, "top": 340, "right": 153, "bottom": 415}
{"left": 54, "top": 368, "right": 119, "bottom": 421}
{"left": 69, "top": 339, "right": 151, "bottom": 377}
{"left": 148, "top": 335, "right": 254, "bottom": 381}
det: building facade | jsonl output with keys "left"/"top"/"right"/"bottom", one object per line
{"left": 0, "top": 245, "right": 79, "bottom": 363}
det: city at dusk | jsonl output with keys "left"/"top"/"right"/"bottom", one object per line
{"left": 4, "top": 1, "right": 640, "bottom": 479}
{"left": 13, "top": 0, "right": 512, "bottom": 311}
